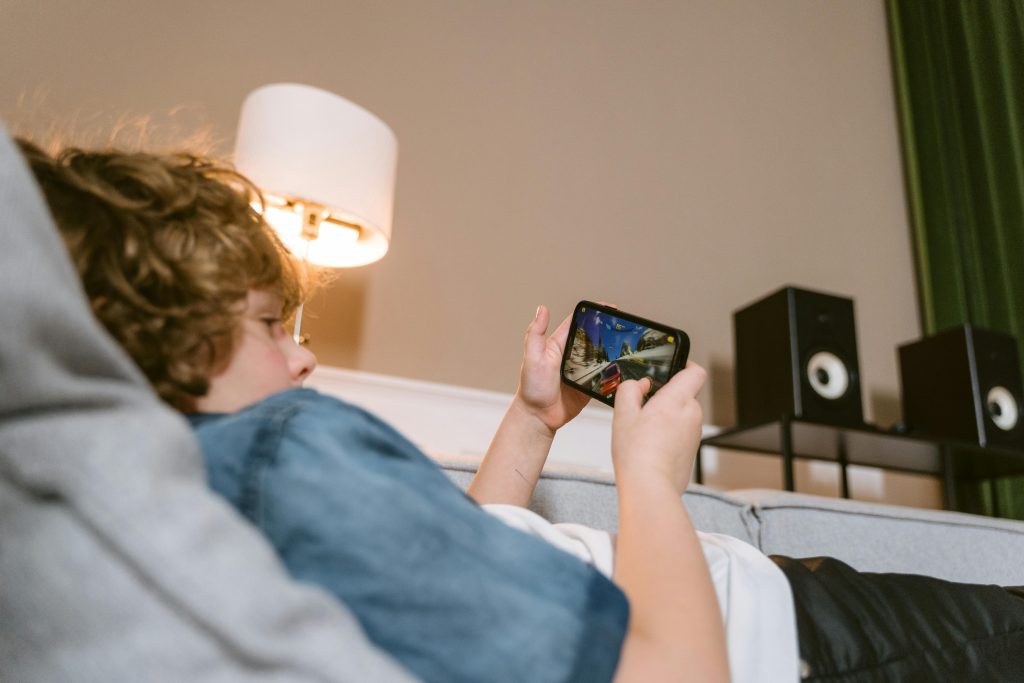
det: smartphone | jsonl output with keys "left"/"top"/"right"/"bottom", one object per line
{"left": 560, "top": 301, "right": 690, "bottom": 407}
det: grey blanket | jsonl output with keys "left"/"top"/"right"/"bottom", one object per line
{"left": 0, "top": 125, "right": 417, "bottom": 683}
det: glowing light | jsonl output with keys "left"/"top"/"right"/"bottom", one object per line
{"left": 253, "top": 199, "right": 389, "bottom": 268}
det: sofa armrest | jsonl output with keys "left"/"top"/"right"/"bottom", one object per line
{"left": 729, "top": 488, "right": 1024, "bottom": 585}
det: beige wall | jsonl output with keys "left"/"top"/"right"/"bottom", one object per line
{"left": 1, "top": 1, "right": 937, "bottom": 504}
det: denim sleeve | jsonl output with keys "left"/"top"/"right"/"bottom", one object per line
{"left": 193, "top": 389, "right": 628, "bottom": 683}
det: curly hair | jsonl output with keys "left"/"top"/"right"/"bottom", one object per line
{"left": 17, "top": 138, "right": 311, "bottom": 411}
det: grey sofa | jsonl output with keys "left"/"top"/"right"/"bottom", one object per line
{"left": 441, "top": 458, "right": 1024, "bottom": 587}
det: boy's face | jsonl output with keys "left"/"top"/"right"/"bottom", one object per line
{"left": 194, "top": 290, "right": 317, "bottom": 413}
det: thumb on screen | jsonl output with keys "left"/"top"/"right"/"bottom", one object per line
{"left": 614, "top": 378, "right": 651, "bottom": 415}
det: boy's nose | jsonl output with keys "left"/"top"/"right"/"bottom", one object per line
{"left": 291, "top": 343, "right": 318, "bottom": 384}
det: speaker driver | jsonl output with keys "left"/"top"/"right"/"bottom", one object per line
{"left": 806, "top": 351, "right": 849, "bottom": 400}
{"left": 986, "top": 386, "right": 1019, "bottom": 432}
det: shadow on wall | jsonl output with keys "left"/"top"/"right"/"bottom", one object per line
{"left": 708, "top": 355, "right": 736, "bottom": 428}
{"left": 303, "top": 268, "right": 372, "bottom": 370}
{"left": 868, "top": 388, "right": 901, "bottom": 430}
{"left": 701, "top": 450, "right": 844, "bottom": 498}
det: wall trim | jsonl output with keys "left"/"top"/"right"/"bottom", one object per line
{"left": 307, "top": 365, "right": 723, "bottom": 473}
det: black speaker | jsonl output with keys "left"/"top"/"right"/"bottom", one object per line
{"left": 898, "top": 325, "right": 1024, "bottom": 449}
{"left": 734, "top": 286, "right": 864, "bottom": 427}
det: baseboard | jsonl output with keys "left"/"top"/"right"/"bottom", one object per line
{"left": 307, "top": 366, "right": 624, "bottom": 471}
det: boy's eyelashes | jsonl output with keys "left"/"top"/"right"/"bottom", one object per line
{"left": 255, "top": 316, "right": 285, "bottom": 334}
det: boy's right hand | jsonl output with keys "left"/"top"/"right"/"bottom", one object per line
{"left": 611, "top": 362, "right": 707, "bottom": 496}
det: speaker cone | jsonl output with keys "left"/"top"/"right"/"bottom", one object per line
{"left": 986, "top": 386, "right": 1020, "bottom": 431}
{"left": 806, "top": 351, "right": 849, "bottom": 400}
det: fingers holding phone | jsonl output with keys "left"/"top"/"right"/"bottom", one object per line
{"left": 515, "top": 305, "right": 591, "bottom": 433}
{"left": 611, "top": 361, "right": 707, "bottom": 496}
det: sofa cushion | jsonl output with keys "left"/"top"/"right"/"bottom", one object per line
{"left": 436, "top": 455, "right": 758, "bottom": 546}
{"left": 731, "top": 489, "right": 1024, "bottom": 586}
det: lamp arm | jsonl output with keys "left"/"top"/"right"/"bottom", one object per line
{"left": 292, "top": 224, "right": 314, "bottom": 345}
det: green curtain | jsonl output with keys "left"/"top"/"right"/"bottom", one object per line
{"left": 887, "top": 0, "right": 1024, "bottom": 518}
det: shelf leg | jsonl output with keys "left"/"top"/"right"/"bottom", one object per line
{"left": 989, "top": 478, "right": 1001, "bottom": 518}
{"left": 695, "top": 444, "right": 704, "bottom": 485}
{"left": 781, "top": 415, "right": 795, "bottom": 492}
{"left": 837, "top": 432, "right": 850, "bottom": 499}
{"left": 941, "top": 446, "right": 958, "bottom": 511}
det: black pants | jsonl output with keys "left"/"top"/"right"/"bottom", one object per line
{"left": 772, "top": 556, "right": 1024, "bottom": 682}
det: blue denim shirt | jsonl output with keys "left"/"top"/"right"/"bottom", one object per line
{"left": 189, "top": 388, "right": 628, "bottom": 683}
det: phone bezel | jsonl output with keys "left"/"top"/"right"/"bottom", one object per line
{"left": 559, "top": 300, "right": 690, "bottom": 408}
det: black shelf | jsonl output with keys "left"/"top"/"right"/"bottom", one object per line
{"left": 697, "top": 416, "right": 1024, "bottom": 514}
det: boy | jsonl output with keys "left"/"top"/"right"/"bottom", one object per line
{"left": 24, "top": 138, "right": 1024, "bottom": 683}
{"left": 19, "top": 138, "right": 735, "bottom": 683}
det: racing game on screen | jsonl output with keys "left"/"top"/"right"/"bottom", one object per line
{"left": 564, "top": 306, "right": 679, "bottom": 400}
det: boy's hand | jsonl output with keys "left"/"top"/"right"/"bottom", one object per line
{"left": 611, "top": 361, "right": 707, "bottom": 495}
{"left": 514, "top": 305, "right": 590, "bottom": 434}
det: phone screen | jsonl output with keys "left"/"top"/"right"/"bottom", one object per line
{"left": 562, "top": 302, "right": 686, "bottom": 405}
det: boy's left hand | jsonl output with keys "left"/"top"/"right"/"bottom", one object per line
{"left": 515, "top": 305, "right": 590, "bottom": 434}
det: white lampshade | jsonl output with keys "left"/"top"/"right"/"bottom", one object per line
{"left": 234, "top": 83, "right": 398, "bottom": 267}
